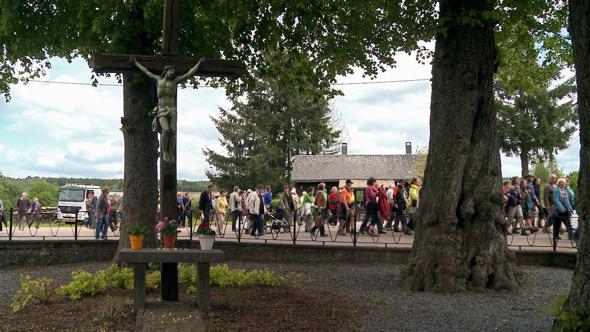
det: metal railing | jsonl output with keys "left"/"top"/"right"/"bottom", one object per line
{"left": 0, "top": 207, "right": 579, "bottom": 253}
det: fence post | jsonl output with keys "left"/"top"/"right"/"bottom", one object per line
{"left": 291, "top": 210, "right": 297, "bottom": 246}
{"left": 9, "top": 208, "right": 13, "bottom": 241}
{"left": 353, "top": 207, "right": 358, "bottom": 247}
{"left": 189, "top": 215, "right": 193, "bottom": 242}
{"left": 237, "top": 214, "right": 242, "bottom": 243}
{"left": 74, "top": 208, "right": 79, "bottom": 241}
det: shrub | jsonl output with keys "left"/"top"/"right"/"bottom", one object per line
{"left": 182, "top": 264, "right": 284, "bottom": 293}
{"left": 95, "top": 265, "right": 134, "bottom": 290}
{"left": 179, "top": 264, "right": 197, "bottom": 286}
{"left": 58, "top": 270, "right": 107, "bottom": 300}
{"left": 146, "top": 271, "right": 161, "bottom": 290}
{"left": 11, "top": 275, "right": 56, "bottom": 312}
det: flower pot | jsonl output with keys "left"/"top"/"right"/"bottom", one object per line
{"left": 129, "top": 235, "right": 144, "bottom": 250}
{"left": 199, "top": 235, "right": 215, "bottom": 250}
{"left": 163, "top": 234, "right": 176, "bottom": 249}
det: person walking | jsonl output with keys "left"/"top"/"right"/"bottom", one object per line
{"left": 339, "top": 180, "right": 354, "bottom": 235}
{"left": 291, "top": 188, "right": 301, "bottom": 224}
{"left": 280, "top": 185, "right": 294, "bottom": 227}
{"left": 85, "top": 192, "right": 97, "bottom": 229}
{"left": 543, "top": 174, "right": 557, "bottom": 234}
{"left": 229, "top": 186, "right": 242, "bottom": 232}
{"left": 301, "top": 188, "right": 315, "bottom": 232}
{"left": 553, "top": 178, "right": 574, "bottom": 244}
{"left": 241, "top": 190, "right": 250, "bottom": 232}
{"left": 407, "top": 178, "right": 421, "bottom": 232}
{"left": 198, "top": 185, "right": 214, "bottom": 229}
{"left": 176, "top": 192, "right": 184, "bottom": 223}
{"left": 377, "top": 184, "right": 389, "bottom": 231}
{"left": 28, "top": 197, "right": 42, "bottom": 228}
{"left": 359, "top": 178, "right": 384, "bottom": 235}
{"left": 108, "top": 195, "right": 119, "bottom": 232}
{"left": 393, "top": 181, "right": 411, "bottom": 234}
{"left": 215, "top": 190, "right": 228, "bottom": 232}
{"left": 311, "top": 183, "right": 328, "bottom": 237}
{"left": 248, "top": 185, "right": 266, "bottom": 236}
{"left": 328, "top": 186, "right": 340, "bottom": 227}
{"left": 263, "top": 186, "right": 273, "bottom": 209}
{"left": 16, "top": 192, "right": 31, "bottom": 230}
{"left": 182, "top": 192, "right": 192, "bottom": 228}
{"left": 95, "top": 187, "right": 111, "bottom": 240}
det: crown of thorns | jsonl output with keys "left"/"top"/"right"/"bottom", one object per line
{"left": 161, "top": 65, "right": 176, "bottom": 76}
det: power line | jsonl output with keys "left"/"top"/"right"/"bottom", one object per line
{"left": 26, "top": 77, "right": 431, "bottom": 88}
{"left": 333, "top": 78, "right": 430, "bottom": 85}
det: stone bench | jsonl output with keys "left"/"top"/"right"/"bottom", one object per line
{"left": 118, "top": 248, "right": 224, "bottom": 311}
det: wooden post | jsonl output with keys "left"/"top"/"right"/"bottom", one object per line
{"left": 133, "top": 263, "right": 146, "bottom": 310}
{"left": 197, "top": 263, "right": 211, "bottom": 311}
{"left": 161, "top": 262, "right": 179, "bottom": 301}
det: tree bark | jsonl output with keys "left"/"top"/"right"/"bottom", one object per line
{"left": 403, "top": 0, "right": 518, "bottom": 292}
{"left": 114, "top": 74, "right": 160, "bottom": 263}
{"left": 553, "top": 0, "right": 590, "bottom": 328}
{"left": 520, "top": 151, "right": 530, "bottom": 178}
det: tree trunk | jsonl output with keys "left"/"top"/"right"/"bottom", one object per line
{"left": 114, "top": 74, "right": 159, "bottom": 263}
{"left": 403, "top": 0, "right": 518, "bottom": 292}
{"left": 520, "top": 151, "right": 529, "bottom": 177}
{"left": 553, "top": 0, "right": 590, "bottom": 328}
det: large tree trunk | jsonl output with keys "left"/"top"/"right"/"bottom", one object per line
{"left": 403, "top": 0, "right": 518, "bottom": 292}
{"left": 114, "top": 74, "right": 160, "bottom": 263}
{"left": 520, "top": 151, "right": 530, "bottom": 177}
{"left": 553, "top": 0, "right": 590, "bottom": 328}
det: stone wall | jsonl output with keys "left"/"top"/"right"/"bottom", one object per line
{"left": 0, "top": 240, "right": 576, "bottom": 269}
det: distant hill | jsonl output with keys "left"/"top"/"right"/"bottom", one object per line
{"left": 0, "top": 175, "right": 210, "bottom": 210}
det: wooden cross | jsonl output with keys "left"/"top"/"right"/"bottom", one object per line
{"left": 90, "top": 0, "right": 244, "bottom": 257}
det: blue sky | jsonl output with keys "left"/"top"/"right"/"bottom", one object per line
{"left": 0, "top": 54, "right": 580, "bottom": 180}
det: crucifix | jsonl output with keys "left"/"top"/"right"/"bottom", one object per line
{"left": 90, "top": 0, "right": 245, "bottom": 302}
{"left": 90, "top": 0, "right": 244, "bottom": 224}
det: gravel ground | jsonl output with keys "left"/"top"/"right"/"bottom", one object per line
{"left": 0, "top": 261, "right": 572, "bottom": 331}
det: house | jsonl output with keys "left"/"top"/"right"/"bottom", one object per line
{"left": 291, "top": 153, "right": 420, "bottom": 190}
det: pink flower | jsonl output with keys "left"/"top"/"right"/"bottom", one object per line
{"left": 155, "top": 221, "right": 166, "bottom": 233}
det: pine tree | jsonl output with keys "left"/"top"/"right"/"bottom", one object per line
{"left": 204, "top": 52, "right": 341, "bottom": 191}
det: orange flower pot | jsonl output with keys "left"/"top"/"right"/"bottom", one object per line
{"left": 163, "top": 235, "right": 176, "bottom": 249}
{"left": 129, "top": 235, "right": 144, "bottom": 250}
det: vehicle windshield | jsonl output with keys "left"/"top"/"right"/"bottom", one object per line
{"left": 58, "top": 188, "right": 85, "bottom": 202}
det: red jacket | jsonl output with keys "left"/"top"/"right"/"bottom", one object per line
{"left": 378, "top": 187, "right": 390, "bottom": 219}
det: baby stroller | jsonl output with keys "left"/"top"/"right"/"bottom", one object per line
{"left": 265, "top": 206, "right": 291, "bottom": 234}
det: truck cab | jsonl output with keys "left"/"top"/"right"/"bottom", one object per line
{"left": 58, "top": 184, "right": 101, "bottom": 221}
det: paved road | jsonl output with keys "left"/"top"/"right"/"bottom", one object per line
{"left": 0, "top": 222, "right": 577, "bottom": 253}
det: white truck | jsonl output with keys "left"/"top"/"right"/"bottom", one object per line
{"left": 57, "top": 184, "right": 101, "bottom": 221}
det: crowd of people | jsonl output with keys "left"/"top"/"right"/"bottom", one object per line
{"left": 0, "top": 173, "right": 578, "bottom": 245}
{"left": 193, "top": 177, "right": 422, "bottom": 238}
{"left": 84, "top": 187, "right": 123, "bottom": 240}
{"left": 503, "top": 174, "right": 579, "bottom": 242}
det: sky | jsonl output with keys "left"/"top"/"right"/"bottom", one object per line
{"left": 0, "top": 53, "right": 580, "bottom": 180}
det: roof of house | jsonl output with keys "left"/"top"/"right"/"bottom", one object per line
{"left": 291, "top": 154, "right": 421, "bottom": 182}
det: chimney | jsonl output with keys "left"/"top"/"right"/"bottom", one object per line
{"left": 405, "top": 142, "right": 412, "bottom": 155}
{"left": 342, "top": 142, "right": 348, "bottom": 155}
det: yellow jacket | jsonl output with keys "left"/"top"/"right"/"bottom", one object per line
{"left": 216, "top": 196, "right": 228, "bottom": 214}
{"left": 408, "top": 184, "right": 420, "bottom": 207}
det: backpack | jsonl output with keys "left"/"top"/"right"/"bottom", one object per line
{"left": 328, "top": 194, "right": 340, "bottom": 211}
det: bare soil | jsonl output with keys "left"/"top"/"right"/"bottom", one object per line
{"left": 0, "top": 285, "right": 357, "bottom": 331}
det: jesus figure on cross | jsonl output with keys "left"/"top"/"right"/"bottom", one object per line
{"left": 130, "top": 56, "right": 204, "bottom": 163}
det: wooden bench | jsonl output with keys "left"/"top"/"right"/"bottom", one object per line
{"left": 118, "top": 248, "right": 224, "bottom": 311}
